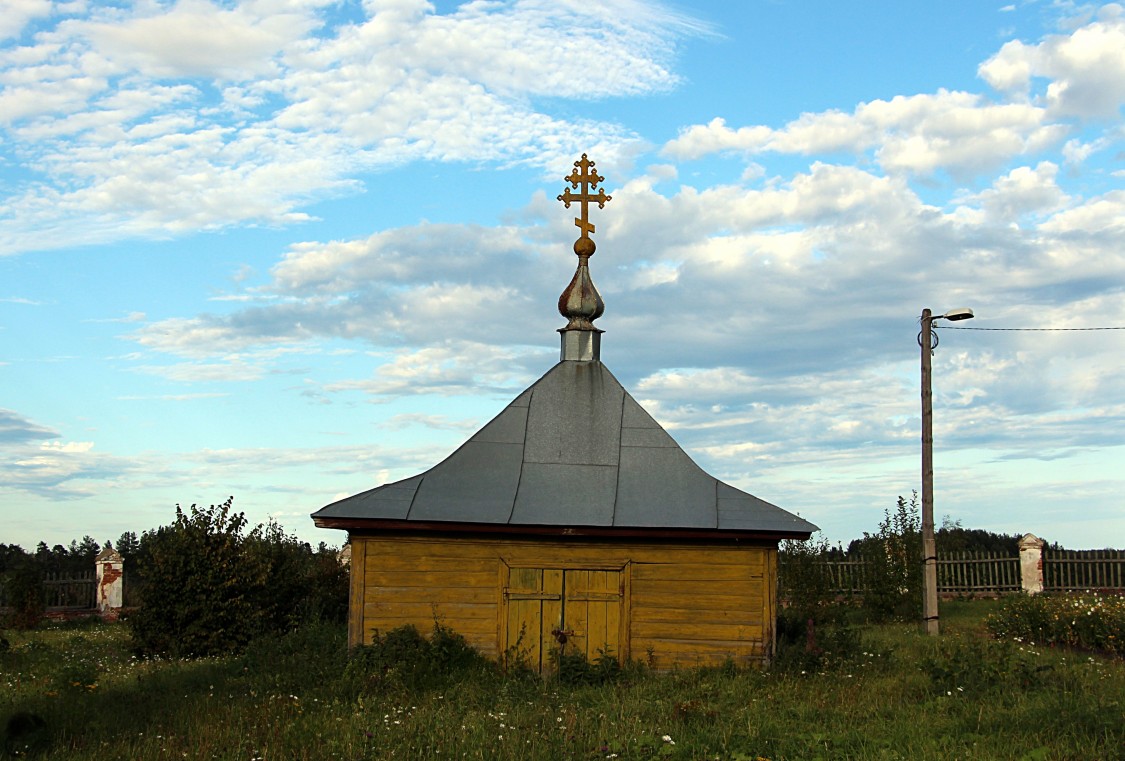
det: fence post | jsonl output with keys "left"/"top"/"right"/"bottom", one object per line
{"left": 1018, "top": 533, "right": 1045, "bottom": 595}
{"left": 95, "top": 545, "right": 124, "bottom": 620}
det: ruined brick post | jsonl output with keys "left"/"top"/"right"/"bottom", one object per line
{"left": 1018, "top": 533, "right": 1045, "bottom": 595}
{"left": 95, "top": 545, "right": 124, "bottom": 620}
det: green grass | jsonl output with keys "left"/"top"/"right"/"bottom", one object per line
{"left": 1, "top": 600, "right": 1122, "bottom": 760}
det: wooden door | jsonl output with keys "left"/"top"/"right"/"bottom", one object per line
{"left": 503, "top": 566, "right": 624, "bottom": 673}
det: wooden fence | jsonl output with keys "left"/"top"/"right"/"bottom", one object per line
{"left": 1045, "top": 549, "right": 1125, "bottom": 592}
{"left": 1, "top": 560, "right": 126, "bottom": 614}
{"left": 0, "top": 571, "right": 97, "bottom": 609}
{"left": 789, "top": 548, "right": 1124, "bottom": 597}
{"left": 42, "top": 570, "right": 96, "bottom": 608}
{"left": 937, "top": 551, "right": 1020, "bottom": 594}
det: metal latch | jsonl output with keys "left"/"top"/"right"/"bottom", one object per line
{"left": 551, "top": 628, "right": 575, "bottom": 644}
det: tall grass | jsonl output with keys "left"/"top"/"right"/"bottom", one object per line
{"left": 2, "top": 601, "right": 1122, "bottom": 760}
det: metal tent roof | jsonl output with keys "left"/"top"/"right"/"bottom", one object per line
{"left": 312, "top": 359, "right": 817, "bottom": 538}
{"left": 312, "top": 154, "right": 816, "bottom": 539}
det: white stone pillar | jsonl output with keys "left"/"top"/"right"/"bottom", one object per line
{"left": 95, "top": 546, "right": 125, "bottom": 619}
{"left": 1018, "top": 533, "right": 1045, "bottom": 595}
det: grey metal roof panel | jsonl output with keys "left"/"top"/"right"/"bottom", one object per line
{"left": 715, "top": 482, "right": 819, "bottom": 534}
{"left": 470, "top": 403, "right": 529, "bottom": 444}
{"left": 615, "top": 446, "right": 717, "bottom": 528}
{"left": 408, "top": 440, "right": 523, "bottom": 523}
{"left": 523, "top": 361, "right": 622, "bottom": 467}
{"left": 311, "top": 360, "right": 818, "bottom": 536}
{"left": 512, "top": 462, "right": 617, "bottom": 525}
{"left": 315, "top": 475, "right": 422, "bottom": 520}
{"left": 621, "top": 394, "right": 660, "bottom": 429}
{"left": 621, "top": 426, "right": 678, "bottom": 448}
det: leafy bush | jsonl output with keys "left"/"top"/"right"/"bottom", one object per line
{"left": 1, "top": 564, "right": 45, "bottom": 630}
{"left": 987, "top": 592, "right": 1125, "bottom": 654}
{"left": 129, "top": 498, "right": 269, "bottom": 658}
{"left": 128, "top": 499, "right": 348, "bottom": 658}
{"left": 779, "top": 532, "right": 838, "bottom": 620}
{"left": 550, "top": 647, "right": 636, "bottom": 685}
{"left": 344, "top": 623, "right": 493, "bottom": 694}
{"left": 855, "top": 493, "right": 922, "bottom": 621}
{"left": 773, "top": 610, "right": 865, "bottom": 674}
{"left": 921, "top": 636, "right": 1052, "bottom": 696}
{"left": 245, "top": 521, "right": 347, "bottom": 633}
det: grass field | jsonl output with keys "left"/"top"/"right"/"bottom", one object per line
{"left": 1, "top": 599, "right": 1122, "bottom": 760}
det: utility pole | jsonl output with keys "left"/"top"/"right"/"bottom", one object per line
{"left": 919, "top": 306, "right": 974, "bottom": 636}
{"left": 920, "top": 308, "right": 940, "bottom": 636}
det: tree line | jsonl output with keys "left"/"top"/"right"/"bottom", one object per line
{"left": 1, "top": 497, "right": 348, "bottom": 650}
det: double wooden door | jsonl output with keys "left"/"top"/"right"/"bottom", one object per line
{"left": 503, "top": 567, "right": 624, "bottom": 673}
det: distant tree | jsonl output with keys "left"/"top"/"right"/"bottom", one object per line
{"left": 74, "top": 535, "right": 101, "bottom": 561}
{"left": 0, "top": 544, "right": 30, "bottom": 573}
{"left": 936, "top": 518, "right": 1020, "bottom": 555}
{"left": 115, "top": 531, "right": 140, "bottom": 559}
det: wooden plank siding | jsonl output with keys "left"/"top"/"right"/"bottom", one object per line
{"left": 347, "top": 534, "right": 778, "bottom": 670}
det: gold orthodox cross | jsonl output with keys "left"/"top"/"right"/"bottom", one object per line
{"left": 557, "top": 154, "right": 611, "bottom": 247}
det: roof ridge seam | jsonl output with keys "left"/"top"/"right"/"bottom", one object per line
{"left": 712, "top": 477, "right": 719, "bottom": 529}
{"left": 505, "top": 386, "right": 534, "bottom": 525}
{"left": 612, "top": 374, "right": 626, "bottom": 527}
{"left": 404, "top": 475, "right": 423, "bottom": 521}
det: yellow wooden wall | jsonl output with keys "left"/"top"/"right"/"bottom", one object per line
{"left": 347, "top": 533, "right": 778, "bottom": 670}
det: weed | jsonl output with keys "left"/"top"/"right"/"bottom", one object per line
{"left": 987, "top": 591, "right": 1125, "bottom": 654}
{"left": 0, "top": 601, "right": 1121, "bottom": 760}
{"left": 344, "top": 622, "right": 493, "bottom": 695}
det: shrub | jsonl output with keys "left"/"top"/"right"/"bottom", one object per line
{"left": 245, "top": 521, "right": 319, "bottom": 634}
{"left": 129, "top": 499, "right": 349, "bottom": 658}
{"left": 344, "top": 623, "right": 493, "bottom": 694}
{"left": 773, "top": 611, "right": 865, "bottom": 674}
{"left": 779, "top": 532, "right": 838, "bottom": 620}
{"left": 855, "top": 493, "right": 921, "bottom": 621}
{"left": 987, "top": 592, "right": 1125, "bottom": 654}
{"left": 777, "top": 532, "right": 867, "bottom": 673}
{"left": 2, "top": 563, "right": 45, "bottom": 630}
{"left": 550, "top": 646, "right": 634, "bottom": 686}
{"left": 921, "top": 636, "right": 1052, "bottom": 696}
{"left": 129, "top": 498, "right": 269, "bottom": 658}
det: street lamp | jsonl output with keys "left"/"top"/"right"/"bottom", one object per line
{"left": 919, "top": 306, "right": 974, "bottom": 635}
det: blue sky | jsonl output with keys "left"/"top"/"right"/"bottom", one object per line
{"left": 2, "top": 0, "right": 1124, "bottom": 551}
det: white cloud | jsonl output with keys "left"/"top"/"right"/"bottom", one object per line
{"left": 0, "top": 0, "right": 703, "bottom": 254}
{"left": 379, "top": 413, "right": 481, "bottom": 432}
{"left": 0, "top": 0, "right": 51, "bottom": 41}
{"left": 0, "top": 438, "right": 137, "bottom": 499}
{"left": 663, "top": 11, "right": 1125, "bottom": 180}
{"left": 662, "top": 92, "right": 1065, "bottom": 178}
{"left": 325, "top": 341, "right": 538, "bottom": 398}
{"left": 83, "top": 0, "right": 326, "bottom": 81}
{"left": 138, "top": 361, "right": 267, "bottom": 383}
{"left": 0, "top": 407, "right": 59, "bottom": 444}
{"left": 979, "top": 5, "right": 1125, "bottom": 118}
{"left": 952, "top": 162, "right": 1068, "bottom": 224}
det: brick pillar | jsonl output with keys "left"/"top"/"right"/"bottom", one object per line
{"left": 1018, "top": 533, "right": 1045, "bottom": 595}
{"left": 95, "top": 546, "right": 125, "bottom": 620}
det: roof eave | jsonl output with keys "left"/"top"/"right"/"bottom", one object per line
{"left": 312, "top": 515, "right": 815, "bottom": 542}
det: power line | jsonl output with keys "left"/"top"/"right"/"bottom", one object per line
{"left": 941, "top": 325, "right": 1125, "bottom": 331}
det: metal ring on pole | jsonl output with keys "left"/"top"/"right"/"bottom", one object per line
{"left": 917, "top": 328, "right": 939, "bottom": 354}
